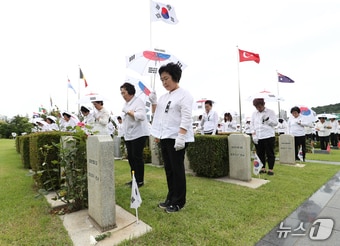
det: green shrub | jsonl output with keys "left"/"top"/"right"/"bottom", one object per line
{"left": 187, "top": 135, "right": 229, "bottom": 178}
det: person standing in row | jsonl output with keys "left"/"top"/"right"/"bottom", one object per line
{"left": 120, "top": 82, "right": 150, "bottom": 188}
{"left": 329, "top": 116, "right": 339, "bottom": 147}
{"left": 150, "top": 62, "right": 194, "bottom": 213}
{"left": 251, "top": 98, "right": 278, "bottom": 175}
{"left": 220, "top": 112, "right": 237, "bottom": 133}
{"left": 92, "top": 101, "right": 110, "bottom": 135}
{"left": 315, "top": 116, "right": 331, "bottom": 150}
{"left": 287, "top": 106, "right": 312, "bottom": 162}
{"left": 201, "top": 100, "right": 219, "bottom": 135}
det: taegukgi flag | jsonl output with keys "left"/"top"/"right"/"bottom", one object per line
{"left": 150, "top": 1, "right": 179, "bottom": 25}
{"left": 253, "top": 153, "right": 263, "bottom": 175}
{"left": 130, "top": 171, "right": 142, "bottom": 209}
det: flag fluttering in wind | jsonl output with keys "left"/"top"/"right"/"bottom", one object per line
{"left": 39, "top": 105, "right": 47, "bottom": 114}
{"left": 67, "top": 78, "right": 76, "bottom": 94}
{"left": 130, "top": 171, "right": 142, "bottom": 209}
{"left": 138, "top": 81, "right": 151, "bottom": 96}
{"left": 238, "top": 49, "right": 260, "bottom": 64}
{"left": 253, "top": 153, "right": 263, "bottom": 175}
{"left": 79, "top": 68, "right": 88, "bottom": 87}
{"left": 278, "top": 72, "right": 294, "bottom": 83}
{"left": 150, "top": 1, "right": 178, "bottom": 25}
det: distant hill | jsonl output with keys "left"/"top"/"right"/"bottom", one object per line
{"left": 311, "top": 103, "right": 340, "bottom": 114}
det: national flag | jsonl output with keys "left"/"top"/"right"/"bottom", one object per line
{"left": 326, "top": 143, "right": 331, "bottom": 153}
{"left": 33, "top": 112, "right": 40, "bottom": 118}
{"left": 39, "top": 105, "right": 47, "bottom": 114}
{"left": 298, "top": 146, "right": 304, "bottom": 162}
{"left": 80, "top": 68, "right": 88, "bottom": 87}
{"left": 67, "top": 78, "right": 76, "bottom": 94}
{"left": 253, "top": 153, "right": 263, "bottom": 175}
{"left": 278, "top": 73, "right": 294, "bottom": 83}
{"left": 138, "top": 81, "right": 151, "bottom": 96}
{"left": 50, "top": 96, "right": 53, "bottom": 107}
{"left": 150, "top": 1, "right": 179, "bottom": 25}
{"left": 130, "top": 171, "right": 142, "bottom": 209}
{"left": 238, "top": 49, "right": 260, "bottom": 64}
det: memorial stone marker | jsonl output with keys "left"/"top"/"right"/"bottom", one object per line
{"left": 228, "top": 134, "right": 251, "bottom": 181}
{"left": 87, "top": 135, "right": 116, "bottom": 232}
{"left": 279, "top": 134, "right": 296, "bottom": 164}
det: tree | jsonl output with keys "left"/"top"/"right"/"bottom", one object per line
{"left": 0, "top": 115, "right": 33, "bottom": 138}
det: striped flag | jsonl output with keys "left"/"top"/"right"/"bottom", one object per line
{"left": 67, "top": 78, "right": 76, "bottom": 94}
{"left": 80, "top": 68, "right": 88, "bottom": 87}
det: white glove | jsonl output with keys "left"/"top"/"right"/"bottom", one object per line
{"left": 252, "top": 135, "right": 258, "bottom": 144}
{"left": 122, "top": 106, "right": 129, "bottom": 114}
{"left": 174, "top": 133, "right": 186, "bottom": 151}
{"left": 149, "top": 91, "right": 157, "bottom": 105}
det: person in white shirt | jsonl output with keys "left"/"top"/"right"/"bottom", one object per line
{"left": 201, "top": 100, "right": 219, "bottom": 135}
{"left": 276, "top": 118, "right": 288, "bottom": 135}
{"left": 329, "top": 117, "right": 338, "bottom": 147}
{"left": 46, "top": 115, "right": 59, "bottom": 131}
{"left": 220, "top": 112, "right": 237, "bottom": 133}
{"left": 120, "top": 82, "right": 150, "bottom": 188}
{"left": 287, "top": 106, "right": 313, "bottom": 161}
{"left": 315, "top": 116, "right": 331, "bottom": 150}
{"left": 61, "top": 111, "right": 79, "bottom": 131}
{"left": 251, "top": 98, "right": 278, "bottom": 175}
{"left": 92, "top": 101, "right": 110, "bottom": 135}
{"left": 80, "top": 105, "right": 95, "bottom": 126}
{"left": 150, "top": 62, "right": 194, "bottom": 213}
{"left": 116, "top": 116, "right": 125, "bottom": 137}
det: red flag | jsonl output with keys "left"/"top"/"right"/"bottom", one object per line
{"left": 238, "top": 49, "right": 260, "bottom": 64}
{"left": 79, "top": 68, "right": 88, "bottom": 87}
{"left": 327, "top": 143, "right": 331, "bottom": 153}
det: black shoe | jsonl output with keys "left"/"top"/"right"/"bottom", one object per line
{"left": 158, "top": 200, "right": 170, "bottom": 209}
{"left": 137, "top": 182, "right": 144, "bottom": 187}
{"left": 259, "top": 169, "right": 267, "bottom": 174}
{"left": 165, "top": 205, "right": 181, "bottom": 213}
{"left": 267, "top": 170, "right": 274, "bottom": 176}
{"left": 125, "top": 181, "right": 132, "bottom": 186}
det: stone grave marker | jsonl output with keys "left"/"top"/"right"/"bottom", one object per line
{"left": 87, "top": 135, "right": 116, "bottom": 232}
{"left": 228, "top": 134, "right": 251, "bottom": 181}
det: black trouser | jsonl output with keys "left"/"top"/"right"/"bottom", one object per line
{"left": 330, "top": 133, "right": 338, "bottom": 147}
{"left": 256, "top": 137, "right": 276, "bottom": 170}
{"left": 160, "top": 139, "right": 187, "bottom": 208}
{"left": 294, "top": 135, "right": 306, "bottom": 160}
{"left": 125, "top": 136, "right": 147, "bottom": 183}
{"left": 319, "top": 136, "right": 330, "bottom": 150}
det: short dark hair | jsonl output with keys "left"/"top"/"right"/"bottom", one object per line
{"left": 205, "top": 100, "right": 213, "bottom": 107}
{"left": 120, "top": 82, "right": 136, "bottom": 95}
{"left": 158, "top": 62, "right": 182, "bottom": 83}
{"left": 290, "top": 106, "right": 300, "bottom": 114}
{"left": 253, "top": 98, "right": 265, "bottom": 106}
{"left": 117, "top": 116, "right": 122, "bottom": 120}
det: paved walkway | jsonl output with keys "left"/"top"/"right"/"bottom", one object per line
{"left": 256, "top": 159, "right": 340, "bottom": 246}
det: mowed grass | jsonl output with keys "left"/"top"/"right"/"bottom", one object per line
{"left": 1, "top": 139, "right": 340, "bottom": 245}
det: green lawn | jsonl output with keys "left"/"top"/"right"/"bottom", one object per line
{"left": 1, "top": 139, "right": 339, "bottom": 245}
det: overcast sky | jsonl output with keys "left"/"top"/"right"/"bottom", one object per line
{"left": 1, "top": 0, "right": 339, "bottom": 120}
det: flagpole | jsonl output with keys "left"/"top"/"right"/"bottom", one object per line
{"left": 236, "top": 46, "right": 243, "bottom": 131}
{"left": 67, "top": 77, "right": 69, "bottom": 112}
{"left": 276, "top": 70, "right": 281, "bottom": 118}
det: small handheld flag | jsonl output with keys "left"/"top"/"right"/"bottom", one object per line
{"left": 298, "top": 146, "right": 304, "bottom": 162}
{"left": 253, "top": 153, "right": 263, "bottom": 175}
{"left": 130, "top": 171, "right": 142, "bottom": 209}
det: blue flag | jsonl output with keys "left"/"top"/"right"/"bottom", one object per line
{"left": 278, "top": 73, "right": 294, "bottom": 83}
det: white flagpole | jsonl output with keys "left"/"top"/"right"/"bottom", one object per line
{"left": 276, "top": 70, "right": 281, "bottom": 118}
{"left": 67, "top": 77, "right": 69, "bottom": 111}
{"left": 78, "top": 65, "right": 81, "bottom": 114}
{"left": 236, "top": 46, "right": 243, "bottom": 131}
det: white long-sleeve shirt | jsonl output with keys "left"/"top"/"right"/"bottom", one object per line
{"left": 251, "top": 107, "right": 278, "bottom": 140}
{"left": 151, "top": 87, "right": 194, "bottom": 142}
{"left": 315, "top": 120, "right": 331, "bottom": 137}
{"left": 201, "top": 110, "right": 219, "bottom": 134}
{"left": 287, "top": 115, "right": 312, "bottom": 137}
{"left": 93, "top": 107, "right": 110, "bottom": 135}
{"left": 122, "top": 96, "right": 150, "bottom": 141}
{"left": 220, "top": 120, "right": 237, "bottom": 133}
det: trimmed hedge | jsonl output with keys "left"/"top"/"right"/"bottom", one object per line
{"left": 187, "top": 135, "right": 229, "bottom": 178}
